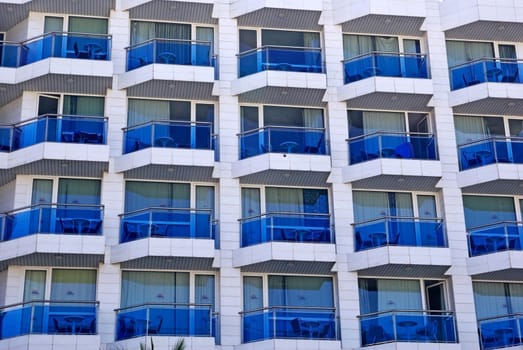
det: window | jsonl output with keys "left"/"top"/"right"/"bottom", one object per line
{"left": 127, "top": 99, "right": 213, "bottom": 127}
{"left": 462, "top": 195, "right": 516, "bottom": 230}
{"left": 473, "top": 282, "right": 523, "bottom": 320}
{"left": 37, "top": 94, "right": 105, "bottom": 117}
{"left": 239, "top": 29, "right": 320, "bottom": 53}
{"left": 24, "top": 268, "right": 96, "bottom": 302}
{"left": 31, "top": 178, "right": 101, "bottom": 205}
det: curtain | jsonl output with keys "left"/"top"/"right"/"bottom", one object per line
{"left": 23, "top": 270, "right": 46, "bottom": 302}
{"left": 195, "top": 275, "right": 215, "bottom": 310}
{"left": 473, "top": 282, "right": 507, "bottom": 319}
{"left": 130, "top": 21, "right": 155, "bottom": 45}
{"left": 454, "top": 116, "right": 487, "bottom": 145}
{"left": 363, "top": 111, "right": 405, "bottom": 133}
{"left": 303, "top": 108, "right": 324, "bottom": 128}
{"left": 343, "top": 34, "right": 373, "bottom": 59}
{"left": 196, "top": 186, "right": 214, "bottom": 211}
{"left": 303, "top": 32, "right": 320, "bottom": 48}
{"left": 265, "top": 188, "right": 303, "bottom": 213}
{"left": 130, "top": 21, "right": 190, "bottom": 45}
{"left": 44, "top": 17, "right": 63, "bottom": 33}
{"left": 57, "top": 179, "right": 101, "bottom": 205}
{"left": 68, "top": 17, "right": 108, "bottom": 34}
{"left": 393, "top": 193, "right": 413, "bottom": 217}
{"left": 196, "top": 27, "right": 214, "bottom": 64}
{"left": 31, "top": 179, "right": 53, "bottom": 205}
{"left": 509, "top": 284, "right": 523, "bottom": 314}
{"left": 241, "top": 188, "right": 260, "bottom": 218}
{"left": 376, "top": 279, "right": 422, "bottom": 311}
{"left": 375, "top": 37, "right": 399, "bottom": 52}
{"left": 63, "top": 96, "right": 104, "bottom": 116}
{"left": 463, "top": 195, "right": 516, "bottom": 229}
{"left": 403, "top": 39, "right": 421, "bottom": 54}
{"left": 353, "top": 191, "right": 389, "bottom": 222}
{"left": 120, "top": 271, "right": 189, "bottom": 308}
{"left": 125, "top": 181, "right": 190, "bottom": 212}
{"left": 50, "top": 269, "right": 96, "bottom": 301}
{"left": 417, "top": 195, "right": 437, "bottom": 218}
{"left": 446, "top": 41, "right": 494, "bottom": 67}
{"left": 128, "top": 99, "right": 170, "bottom": 126}
{"left": 268, "top": 276, "right": 333, "bottom": 308}
{"left": 243, "top": 276, "right": 263, "bottom": 311}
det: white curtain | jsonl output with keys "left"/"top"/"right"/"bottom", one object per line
{"left": 130, "top": 21, "right": 190, "bottom": 45}
{"left": 353, "top": 191, "right": 389, "bottom": 222}
{"left": 128, "top": 99, "right": 170, "bottom": 126}
{"left": 394, "top": 193, "right": 414, "bottom": 217}
{"left": 375, "top": 37, "right": 399, "bottom": 53}
{"left": 196, "top": 186, "right": 214, "bottom": 211}
{"left": 303, "top": 108, "right": 324, "bottom": 128}
{"left": 509, "top": 284, "right": 523, "bottom": 314}
{"left": 473, "top": 282, "right": 508, "bottom": 319}
{"left": 363, "top": 111, "right": 405, "bottom": 134}
{"left": 446, "top": 41, "right": 494, "bottom": 67}
{"left": 243, "top": 276, "right": 263, "bottom": 311}
{"left": 63, "top": 96, "right": 104, "bottom": 116}
{"left": 125, "top": 181, "right": 190, "bottom": 212}
{"left": 68, "top": 17, "right": 108, "bottom": 34}
{"left": 343, "top": 34, "right": 373, "bottom": 59}
{"left": 50, "top": 269, "right": 96, "bottom": 302}
{"left": 265, "top": 188, "right": 303, "bottom": 213}
{"left": 241, "top": 188, "right": 261, "bottom": 218}
{"left": 195, "top": 275, "right": 215, "bottom": 310}
{"left": 23, "top": 270, "right": 46, "bottom": 302}
{"left": 376, "top": 279, "right": 422, "bottom": 311}
{"left": 454, "top": 116, "right": 487, "bottom": 145}
{"left": 417, "top": 195, "right": 437, "bottom": 218}
{"left": 57, "top": 178, "right": 101, "bottom": 205}
{"left": 463, "top": 195, "right": 516, "bottom": 229}
{"left": 268, "top": 276, "right": 333, "bottom": 308}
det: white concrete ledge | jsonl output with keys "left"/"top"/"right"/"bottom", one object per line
{"left": 231, "top": 70, "right": 327, "bottom": 96}
{"left": 342, "top": 158, "right": 441, "bottom": 183}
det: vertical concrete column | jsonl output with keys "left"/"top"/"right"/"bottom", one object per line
{"left": 424, "top": 0, "right": 479, "bottom": 347}
{"left": 96, "top": 262, "right": 121, "bottom": 345}
{"left": 108, "top": 8, "right": 130, "bottom": 75}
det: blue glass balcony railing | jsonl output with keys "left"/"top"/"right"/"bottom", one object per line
{"left": 348, "top": 132, "right": 437, "bottom": 164}
{"left": 467, "top": 221, "right": 523, "bottom": 257}
{"left": 478, "top": 314, "right": 523, "bottom": 349}
{"left": 359, "top": 310, "right": 457, "bottom": 346}
{"left": 343, "top": 52, "right": 429, "bottom": 83}
{"left": 115, "top": 303, "right": 216, "bottom": 340}
{"left": 119, "top": 207, "right": 216, "bottom": 243}
{"left": 122, "top": 120, "right": 214, "bottom": 154}
{"left": 1, "top": 204, "right": 103, "bottom": 242}
{"left": 353, "top": 216, "right": 446, "bottom": 252}
{"left": 0, "top": 300, "right": 98, "bottom": 339}
{"left": 126, "top": 38, "right": 214, "bottom": 71}
{"left": 449, "top": 58, "right": 522, "bottom": 90}
{"left": 241, "top": 306, "right": 337, "bottom": 343}
{"left": 240, "top": 212, "right": 333, "bottom": 247}
{"left": 238, "top": 126, "right": 327, "bottom": 159}
{"left": 0, "top": 32, "right": 111, "bottom": 67}
{"left": 458, "top": 137, "right": 523, "bottom": 170}
{"left": 0, "top": 114, "right": 107, "bottom": 152}
{"left": 238, "top": 46, "right": 324, "bottom": 77}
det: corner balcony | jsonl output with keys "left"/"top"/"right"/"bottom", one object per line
{"left": 448, "top": 59, "right": 523, "bottom": 115}
{"left": 0, "top": 115, "right": 109, "bottom": 185}
{"left": 118, "top": 39, "right": 216, "bottom": 101}
{"left": 338, "top": 52, "right": 433, "bottom": 111}
{"left": 111, "top": 208, "right": 216, "bottom": 270}
{"left": 0, "top": 300, "right": 99, "bottom": 347}
{"left": 232, "top": 46, "right": 326, "bottom": 106}
{"left": 478, "top": 314, "right": 523, "bottom": 350}
{"left": 0, "top": 32, "right": 112, "bottom": 105}
{"left": 232, "top": 126, "right": 331, "bottom": 187}
{"left": 241, "top": 306, "right": 338, "bottom": 344}
{"left": 0, "top": 204, "right": 104, "bottom": 270}
{"left": 342, "top": 132, "right": 441, "bottom": 191}
{"left": 467, "top": 222, "right": 523, "bottom": 278}
{"left": 359, "top": 310, "right": 457, "bottom": 347}
{"left": 114, "top": 303, "right": 216, "bottom": 344}
{"left": 457, "top": 137, "right": 523, "bottom": 192}
{"left": 330, "top": 0, "right": 427, "bottom": 35}
{"left": 349, "top": 217, "right": 451, "bottom": 277}
{"left": 233, "top": 213, "right": 335, "bottom": 274}
{"left": 114, "top": 120, "right": 215, "bottom": 182}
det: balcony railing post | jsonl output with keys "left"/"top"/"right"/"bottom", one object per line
{"left": 492, "top": 138, "right": 498, "bottom": 162}
{"left": 209, "top": 307, "right": 212, "bottom": 337}
{"left": 517, "top": 315, "right": 522, "bottom": 344}
{"left": 151, "top": 122, "right": 155, "bottom": 147}
{"left": 392, "top": 312, "right": 397, "bottom": 341}
{"left": 148, "top": 209, "right": 152, "bottom": 237}
{"left": 153, "top": 39, "right": 157, "bottom": 64}
{"left": 272, "top": 308, "right": 276, "bottom": 340}
{"left": 378, "top": 133, "right": 383, "bottom": 158}
{"left": 267, "top": 127, "right": 271, "bottom": 152}
{"left": 29, "top": 302, "right": 35, "bottom": 334}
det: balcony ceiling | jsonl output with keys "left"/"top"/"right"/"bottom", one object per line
{"left": 120, "top": 256, "right": 215, "bottom": 271}
{"left": 462, "top": 180, "right": 523, "bottom": 196}
{"left": 351, "top": 175, "right": 441, "bottom": 192}
{"left": 445, "top": 21, "right": 523, "bottom": 42}
{"left": 0, "top": 253, "right": 103, "bottom": 271}
{"left": 357, "top": 264, "right": 450, "bottom": 279}
{"left": 239, "top": 169, "right": 330, "bottom": 187}
{"left": 0, "top": 0, "right": 114, "bottom": 31}
{"left": 127, "top": 81, "right": 217, "bottom": 101}
{"left": 0, "top": 160, "right": 108, "bottom": 187}
{"left": 471, "top": 268, "right": 523, "bottom": 281}
{"left": 236, "top": 8, "right": 321, "bottom": 31}
{"left": 452, "top": 97, "right": 523, "bottom": 117}
{"left": 341, "top": 15, "right": 424, "bottom": 36}
{"left": 123, "top": 164, "right": 217, "bottom": 183}
{"left": 238, "top": 87, "right": 326, "bottom": 107}
{"left": 345, "top": 92, "right": 432, "bottom": 112}
{"left": 129, "top": 0, "right": 216, "bottom": 24}
{"left": 241, "top": 261, "right": 334, "bottom": 275}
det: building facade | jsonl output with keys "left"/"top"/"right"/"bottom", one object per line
{"left": 0, "top": 0, "right": 523, "bottom": 349}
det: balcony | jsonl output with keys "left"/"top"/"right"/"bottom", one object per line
{"left": 478, "top": 314, "right": 523, "bottom": 350}
{"left": 0, "top": 300, "right": 98, "bottom": 340}
{"left": 233, "top": 127, "right": 330, "bottom": 186}
{"left": 232, "top": 46, "right": 326, "bottom": 105}
{"left": 115, "top": 121, "right": 215, "bottom": 182}
{"left": 343, "top": 132, "right": 441, "bottom": 190}
{"left": 359, "top": 310, "right": 457, "bottom": 346}
{"left": 118, "top": 39, "right": 216, "bottom": 96}
{"left": 0, "top": 204, "right": 105, "bottom": 269}
{"left": 349, "top": 217, "right": 450, "bottom": 276}
{"left": 115, "top": 303, "right": 216, "bottom": 341}
{"left": 241, "top": 306, "right": 337, "bottom": 343}
{"left": 0, "top": 115, "right": 108, "bottom": 182}
{"left": 448, "top": 58, "right": 523, "bottom": 114}
{"left": 343, "top": 52, "right": 429, "bottom": 84}
{"left": 111, "top": 208, "right": 216, "bottom": 268}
